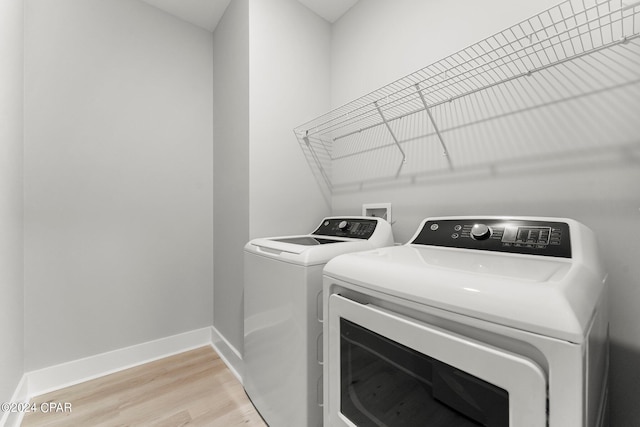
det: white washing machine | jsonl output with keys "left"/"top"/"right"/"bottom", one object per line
{"left": 244, "top": 216, "right": 394, "bottom": 427}
{"left": 323, "top": 216, "right": 609, "bottom": 427}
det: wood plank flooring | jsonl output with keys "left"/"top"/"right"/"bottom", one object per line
{"left": 21, "top": 346, "right": 267, "bottom": 427}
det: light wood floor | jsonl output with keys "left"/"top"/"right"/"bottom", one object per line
{"left": 21, "top": 346, "right": 267, "bottom": 427}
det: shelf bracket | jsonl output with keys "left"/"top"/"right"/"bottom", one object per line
{"left": 303, "top": 130, "right": 332, "bottom": 192}
{"left": 415, "top": 84, "right": 453, "bottom": 170}
{"left": 374, "top": 101, "right": 407, "bottom": 165}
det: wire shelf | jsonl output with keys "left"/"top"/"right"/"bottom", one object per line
{"left": 294, "top": 0, "right": 640, "bottom": 196}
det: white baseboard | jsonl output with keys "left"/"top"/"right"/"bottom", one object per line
{"left": 26, "top": 327, "right": 212, "bottom": 398}
{"left": 1, "top": 326, "right": 245, "bottom": 427}
{"left": 210, "top": 326, "right": 244, "bottom": 383}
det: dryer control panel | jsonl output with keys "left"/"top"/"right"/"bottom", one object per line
{"left": 412, "top": 219, "right": 571, "bottom": 258}
{"left": 313, "top": 218, "right": 378, "bottom": 240}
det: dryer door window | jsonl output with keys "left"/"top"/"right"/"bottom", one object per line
{"left": 326, "top": 294, "right": 547, "bottom": 427}
{"left": 340, "top": 318, "right": 508, "bottom": 426}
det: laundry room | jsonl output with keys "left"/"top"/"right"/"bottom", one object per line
{"left": 1, "top": 0, "right": 639, "bottom": 426}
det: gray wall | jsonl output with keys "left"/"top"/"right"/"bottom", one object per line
{"left": 213, "top": 0, "right": 250, "bottom": 356}
{"left": 212, "top": 0, "right": 330, "bottom": 357}
{"left": 0, "top": 0, "right": 24, "bottom": 405}
{"left": 24, "top": 0, "right": 214, "bottom": 371}
{"left": 331, "top": 0, "right": 640, "bottom": 425}
{"left": 247, "top": 0, "right": 331, "bottom": 239}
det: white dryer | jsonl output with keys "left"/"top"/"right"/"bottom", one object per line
{"left": 323, "top": 216, "right": 608, "bottom": 427}
{"left": 244, "top": 217, "right": 394, "bottom": 427}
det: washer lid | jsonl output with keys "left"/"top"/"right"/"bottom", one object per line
{"left": 271, "top": 236, "right": 342, "bottom": 246}
{"left": 247, "top": 234, "right": 388, "bottom": 266}
{"left": 245, "top": 216, "right": 395, "bottom": 266}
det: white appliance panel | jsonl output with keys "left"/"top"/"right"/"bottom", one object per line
{"left": 244, "top": 216, "right": 394, "bottom": 427}
{"left": 327, "top": 294, "right": 547, "bottom": 427}
{"left": 244, "top": 252, "right": 322, "bottom": 427}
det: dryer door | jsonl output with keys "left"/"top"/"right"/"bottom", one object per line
{"left": 326, "top": 294, "right": 547, "bottom": 427}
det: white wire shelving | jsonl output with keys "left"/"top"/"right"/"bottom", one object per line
{"left": 294, "top": 0, "right": 640, "bottom": 196}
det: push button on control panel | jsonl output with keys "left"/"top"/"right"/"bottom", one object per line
{"left": 550, "top": 228, "right": 562, "bottom": 245}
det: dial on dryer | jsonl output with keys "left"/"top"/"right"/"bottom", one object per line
{"left": 470, "top": 224, "right": 491, "bottom": 240}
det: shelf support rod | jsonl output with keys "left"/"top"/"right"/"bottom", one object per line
{"left": 303, "top": 131, "right": 332, "bottom": 192}
{"left": 416, "top": 84, "right": 453, "bottom": 170}
{"left": 374, "top": 101, "right": 406, "bottom": 164}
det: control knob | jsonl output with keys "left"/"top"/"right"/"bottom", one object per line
{"left": 470, "top": 223, "right": 491, "bottom": 240}
{"left": 338, "top": 220, "right": 350, "bottom": 231}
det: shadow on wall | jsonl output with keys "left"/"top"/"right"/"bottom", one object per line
{"left": 610, "top": 342, "right": 640, "bottom": 427}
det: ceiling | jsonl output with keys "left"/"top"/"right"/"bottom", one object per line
{"left": 296, "top": 0, "right": 359, "bottom": 23}
{"left": 139, "top": 0, "right": 359, "bottom": 32}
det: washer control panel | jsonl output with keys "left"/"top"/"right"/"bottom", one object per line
{"left": 412, "top": 219, "right": 571, "bottom": 258}
{"left": 313, "top": 218, "right": 378, "bottom": 240}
